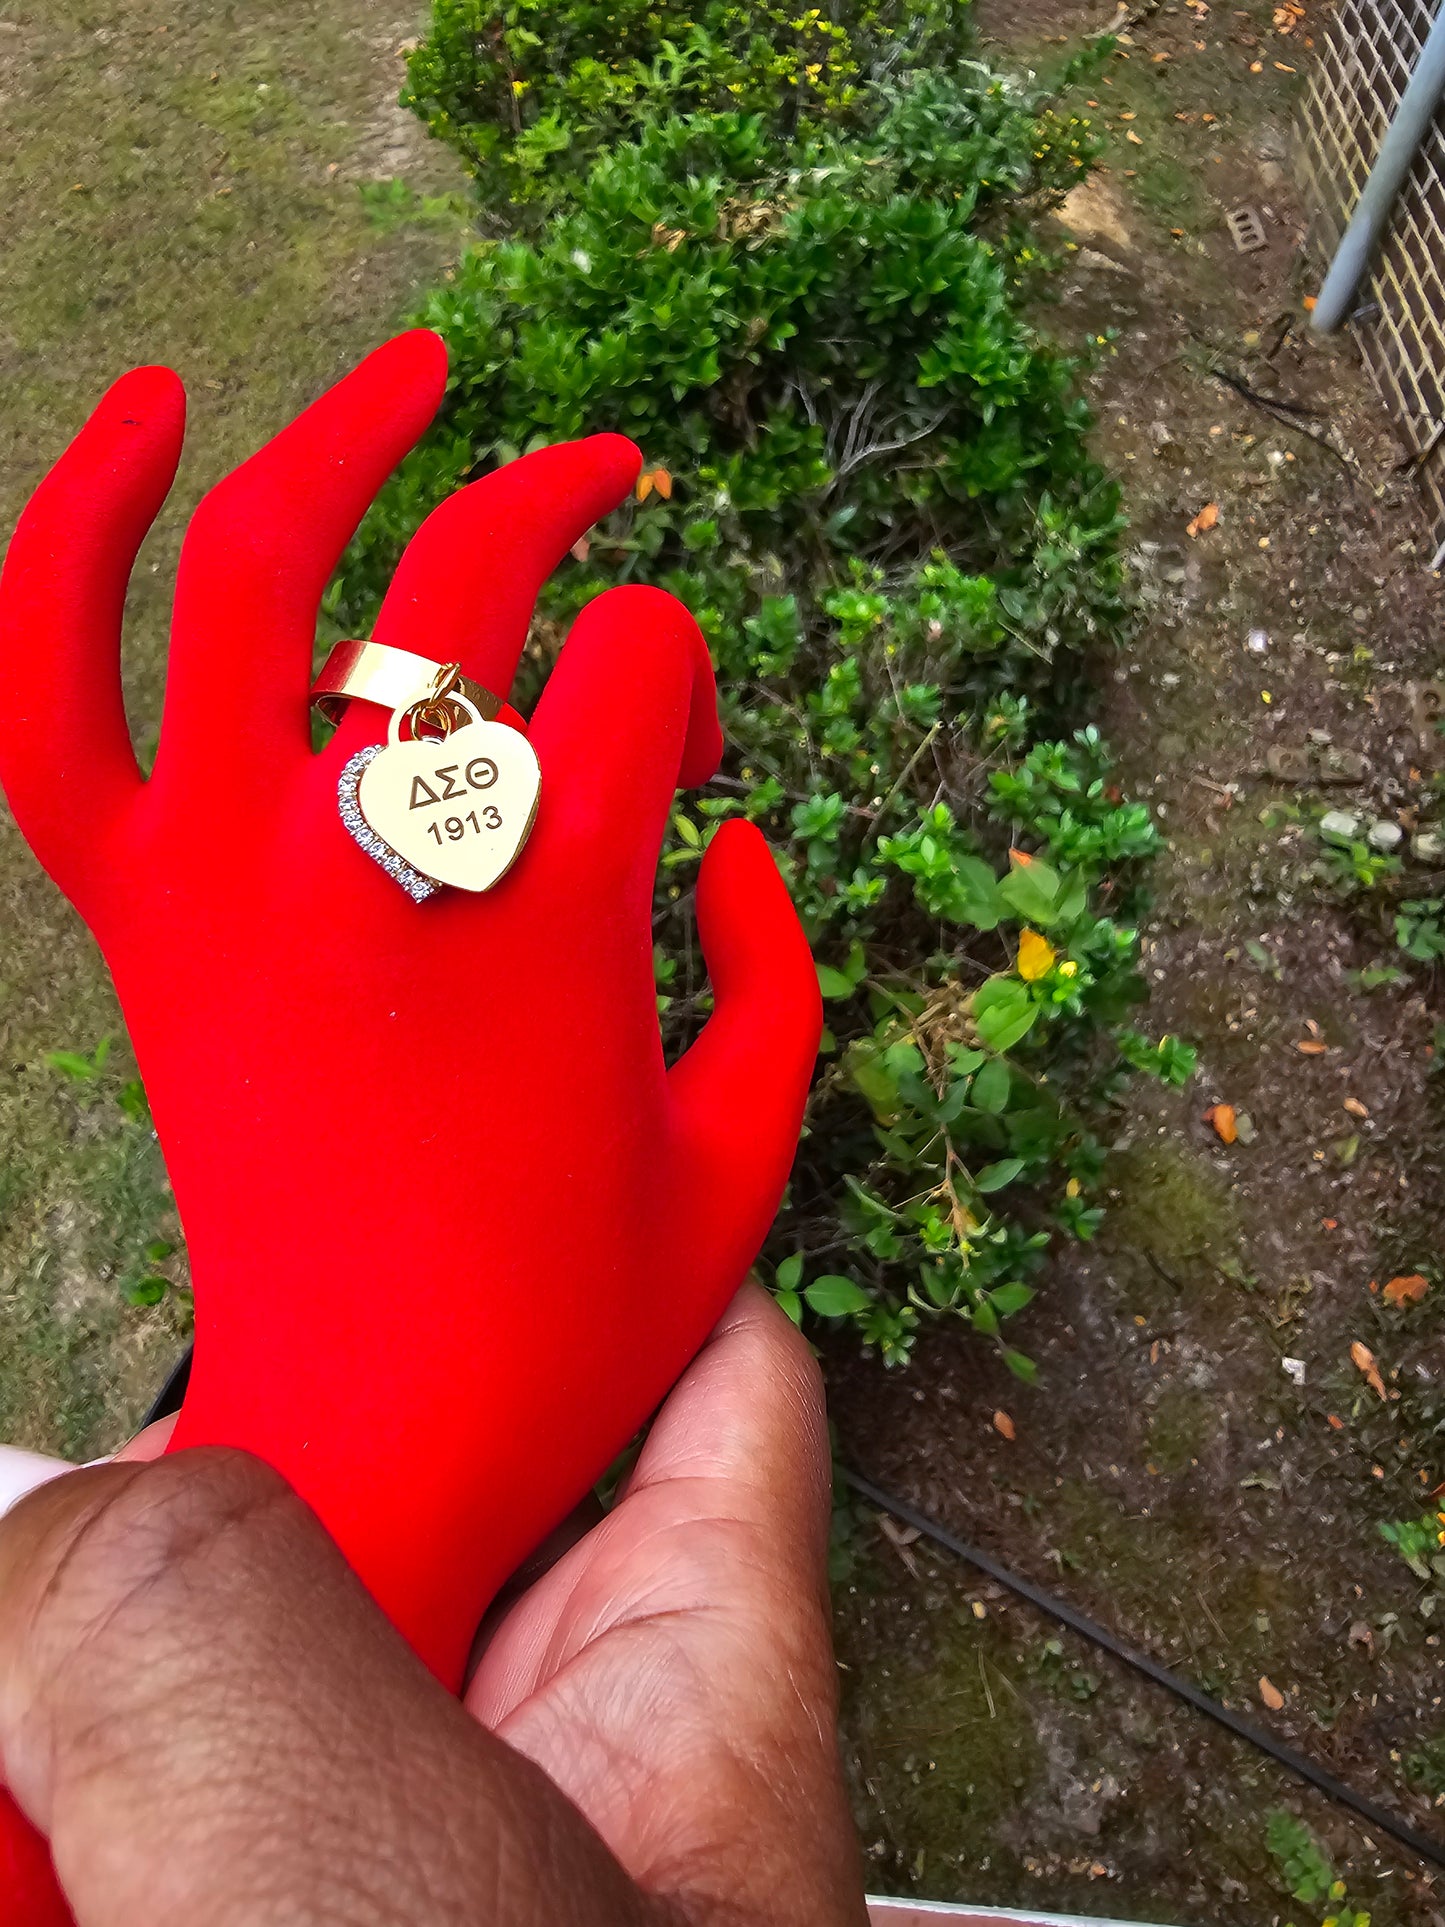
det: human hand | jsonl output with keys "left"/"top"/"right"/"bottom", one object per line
{"left": 0, "top": 332, "right": 821, "bottom": 1686}
{"left": 0, "top": 1286, "right": 867, "bottom": 1927}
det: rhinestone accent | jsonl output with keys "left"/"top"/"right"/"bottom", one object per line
{"left": 337, "top": 746, "right": 441, "bottom": 902}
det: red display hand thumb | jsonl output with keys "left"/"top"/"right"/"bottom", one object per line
{"left": 665, "top": 820, "right": 821, "bottom": 1287}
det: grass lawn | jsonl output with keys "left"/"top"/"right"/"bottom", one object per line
{"left": 0, "top": 0, "right": 466, "bottom": 1455}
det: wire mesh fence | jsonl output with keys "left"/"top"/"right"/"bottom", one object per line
{"left": 1296, "top": 0, "right": 1445, "bottom": 542}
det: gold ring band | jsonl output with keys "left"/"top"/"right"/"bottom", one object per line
{"left": 312, "top": 639, "right": 504, "bottom": 727}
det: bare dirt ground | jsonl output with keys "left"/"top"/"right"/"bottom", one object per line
{"left": 828, "top": 2, "right": 1445, "bottom": 1921}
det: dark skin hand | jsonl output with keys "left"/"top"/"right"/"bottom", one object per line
{"left": 0, "top": 1285, "right": 869, "bottom": 1927}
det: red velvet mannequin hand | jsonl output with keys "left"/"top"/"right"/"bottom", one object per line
{"left": 0, "top": 330, "right": 821, "bottom": 1697}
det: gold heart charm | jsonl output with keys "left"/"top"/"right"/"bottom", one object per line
{"left": 339, "top": 717, "right": 541, "bottom": 897}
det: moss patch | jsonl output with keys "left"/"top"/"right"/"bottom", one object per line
{"left": 1101, "top": 1139, "right": 1243, "bottom": 1317}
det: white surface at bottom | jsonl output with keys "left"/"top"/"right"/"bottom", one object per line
{"left": 0, "top": 1442, "right": 74, "bottom": 1516}
{"left": 867, "top": 1899, "right": 1169, "bottom": 1926}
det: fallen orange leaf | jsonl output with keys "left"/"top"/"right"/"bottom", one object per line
{"left": 1296, "top": 1039, "right": 1328, "bottom": 1054}
{"left": 635, "top": 466, "right": 673, "bottom": 503}
{"left": 1327, "top": 1413, "right": 1343, "bottom": 1429}
{"left": 1322, "top": 1217, "right": 1338, "bottom": 1230}
{"left": 1186, "top": 502, "right": 1221, "bottom": 538}
{"left": 993, "top": 1410, "right": 1016, "bottom": 1441}
{"left": 1205, "top": 1103, "right": 1238, "bottom": 1144}
{"left": 1384, "top": 1273, "right": 1428, "bottom": 1307}
{"left": 1303, "top": 294, "right": 1317, "bottom": 311}
{"left": 1350, "top": 1340, "right": 1386, "bottom": 1399}
{"left": 1259, "top": 1676, "right": 1285, "bottom": 1710}
{"left": 1343, "top": 1097, "right": 1369, "bottom": 1118}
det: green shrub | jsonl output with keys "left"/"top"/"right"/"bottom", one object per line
{"left": 343, "top": 91, "right": 1112, "bottom": 660}
{"left": 337, "top": 58, "right": 1190, "bottom": 1368}
{"left": 403, "top": 0, "right": 976, "bottom": 202}
{"left": 1264, "top": 1811, "right": 1368, "bottom": 1927}
{"left": 1380, "top": 1511, "right": 1445, "bottom": 1585}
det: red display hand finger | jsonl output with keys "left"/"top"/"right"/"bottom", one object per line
{"left": 325, "top": 432, "right": 642, "bottom": 765}
{"left": 0, "top": 367, "right": 184, "bottom": 907}
{"left": 0, "top": 1805, "right": 68, "bottom": 1927}
{"left": 156, "top": 330, "right": 448, "bottom": 799}
{"left": 665, "top": 821, "right": 821, "bottom": 1297}
{"left": 527, "top": 584, "right": 722, "bottom": 888}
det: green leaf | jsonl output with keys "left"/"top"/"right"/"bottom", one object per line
{"left": 973, "top": 976, "right": 1040, "bottom": 1052}
{"left": 975, "top": 1157, "right": 1024, "bottom": 1193}
{"left": 998, "top": 857, "right": 1063, "bottom": 926}
{"left": 776, "top": 1288, "right": 803, "bottom": 1326}
{"left": 816, "top": 963, "right": 857, "bottom": 1000}
{"left": 1054, "top": 870, "right": 1089, "bottom": 928}
{"left": 971, "top": 1057, "right": 1011, "bottom": 1114}
{"left": 125, "top": 1276, "right": 168, "bottom": 1307}
{"left": 847, "top": 1049, "right": 899, "bottom": 1117}
{"left": 118, "top": 1079, "right": 149, "bottom": 1122}
{"left": 989, "top": 1281, "right": 1035, "bottom": 1315}
{"left": 949, "top": 856, "right": 1006, "bottom": 930}
{"left": 671, "top": 812, "right": 701, "bottom": 848}
{"left": 144, "top": 1240, "right": 176, "bottom": 1263}
{"left": 1003, "top": 1349, "right": 1039, "bottom": 1384}
{"left": 775, "top": 1252, "right": 803, "bottom": 1292}
{"left": 805, "top": 1275, "right": 873, "bottom": 1317}
{"left": 45, "top": 1050, "right": 97, "bottom": 1080}
{"left": 947, "top": 1045, "right": 985, "bottom": 1074}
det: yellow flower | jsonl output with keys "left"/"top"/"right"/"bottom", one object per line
{"left": 1017, "top": 929, "right": 1056, "bottom": 981}
{"left": 510, "top": 77, "right": 529, "bottom": 94}
{"left": 1058, "top": 958, "right": 1078, "bottom": 978}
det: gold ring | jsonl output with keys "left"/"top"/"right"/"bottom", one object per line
{"left": 312, "top": 639, "right": 504, "bottom": 728}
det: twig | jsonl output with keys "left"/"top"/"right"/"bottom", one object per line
{"left": 860, "top": 721, "right": 945, "bottom": 849}
{"left": 1195, "top": 1586, "right": 1228, "bottom": 1645}
{"left": 1211, "top": 365, "right": 1322, "bottom": 420}
{"left": 1145, "top": 1249, "right": 1186, "bottom": 1292}
{"left": 1208, "top": 366, "right": 1355, "bottom": 472}
{"left": 834, "top": 412, "right": 950, "bottom": 482}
